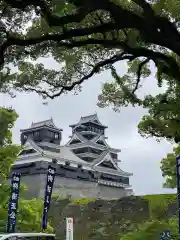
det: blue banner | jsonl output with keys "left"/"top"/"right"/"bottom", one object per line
{"left": 7, "top": 172, "right": 21, "bottom": 233}
{"left": 176, "top": 155, "right": 180, "bottom": 234}
{"left": 42, "top": 165, "right": 56, "bottom": 230}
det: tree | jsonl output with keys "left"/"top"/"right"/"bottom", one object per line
{"left": 136, "top": 83, "right": 180, "bottom": 143}
{"left": 0, "top": 0, "right": 180, "bottom": 101}
{"left": 160, "top": 145, "right": 180, "bottom": 189}
{"left": 0, "top": 107, "right": 21, "bottom": 181}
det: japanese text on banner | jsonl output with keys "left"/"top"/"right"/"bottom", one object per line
{"left": 7, "top": 173, "right": 21, "bottom": 233}
{"left": 42, "top": 165, "right": 56, "bottom": 230}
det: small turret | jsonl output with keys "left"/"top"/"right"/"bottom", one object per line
{"left": 20, "top": 118, "right": 63, "bottom": 146}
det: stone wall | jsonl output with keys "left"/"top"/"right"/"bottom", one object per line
{"left": 48, "top": 196, "right": 149, "bottom": 240}
{"left": 20, "top": 174, "right": 128, "bottom": 200}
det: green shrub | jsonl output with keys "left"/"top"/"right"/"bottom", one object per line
{"left": 121, "top": 217, "right": 179, "bottom": 240}
{"left": 142, "top": 194, "right": 177, "bottom": 219}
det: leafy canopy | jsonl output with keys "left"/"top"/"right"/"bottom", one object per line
{"left": 0, "top": 0, "right": 180, "bottom": 102}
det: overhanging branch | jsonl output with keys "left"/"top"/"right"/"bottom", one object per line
{"left": 132, "top": 58, "right": 150, "bottom": 93}
{"left": 22, "top": 52, "right": 137, "bottom": 99}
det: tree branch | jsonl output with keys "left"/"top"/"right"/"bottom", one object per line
{"left": 132, "top": 58, "right": 150, "bottom": 93}
{"left": 22, "top": 52, "right": 136, "bottom": 99}
{"left": 58, "top": 38, "right": 180, "bottom": 82}
{"left": 132, "top": 0, "right": 154, "bottom": 18}
{"left": 42, "top": 6, "right": 95, "bottom": 27}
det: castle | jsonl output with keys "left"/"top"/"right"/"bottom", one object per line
{"left": 11, "top": 114, "right": 133, "bottom": 199}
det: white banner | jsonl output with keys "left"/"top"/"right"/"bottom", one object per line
{"left": 66, "top": 218, "right": 73, "bottom": 240}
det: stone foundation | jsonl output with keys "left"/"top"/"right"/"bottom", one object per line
{"left": 20, "top": 174, "right": 129, "bottom": 199}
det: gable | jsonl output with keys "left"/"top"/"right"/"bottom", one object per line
{"left": 95, "top": 152, "right": 119, "bottom": 170}
{"left": 91, "top": 115, "right": 102, "bottom": 124}
{"left": 24, "top": 141, "right": 33, "bottom": 149}
{"left": 92, "top": 119, "right": 100, "bottom": 124}
{"left": 19, "top": 148, "right": 37, "bottom": 155}
{"left": 96, "top": 140, "right": 106, "bottom": 146}
{"left": 69, "top": 138, "right": 82, "bottom": 145}
{"left": 82, "top": 134, "right": 95, "bottom": 140}
{"left": 98, "top": 160, "right": 117, "bottom": 170}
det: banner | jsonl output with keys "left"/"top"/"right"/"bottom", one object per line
{"left": 7, "top": 172, "right": 21, "bottom": 233}
{"left": 42, "top": 165, "right": 56, "bottom": 230}
{"left": 176, "top": 155, "right": 180, "bottom": 234}
{"left": 66, "top": 218, "right": 73, "bottom": 240}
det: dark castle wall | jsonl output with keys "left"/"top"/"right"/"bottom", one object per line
{"left": 11, "top": 161, "right": 130, "bottom": 199}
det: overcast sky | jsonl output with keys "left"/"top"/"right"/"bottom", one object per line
{"left": 0, "top": 58, "right": 176, "bottom": 196}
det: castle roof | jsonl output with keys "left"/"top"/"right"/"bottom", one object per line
{"left": 69, "top": 113, "right": 108, "bottom": 128}
{"left": 17, "top": 139, "right": 131, "bottom": 177}
{"left": 20, "top": 118, "right": 63, "bottom": 132}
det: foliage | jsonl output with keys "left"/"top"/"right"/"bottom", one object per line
{"left": 0, "top": 191, "right": 53, "bottom": 233}
{"left": 0, "top": 107, "right": 21, "bottom": 181}
{"left": 142, "top": 194, "right": 177, "bottom": 219}
{"left": 121, "top": 217, "right": 179, "bottom": 240}
{"left": 160, "top": 145, "right": 180, "bottom": 189}
{"left": 136, "top": 83, "right": 180, "bottom": 143}
{"left": 16, "top": 198, "right": 53, "bottom": 232}
{"left": 0, "top": 0, "right": 180, "bottom": 105}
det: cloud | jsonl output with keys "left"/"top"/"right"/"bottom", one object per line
{"left": 0, "top": 59, "right": 176, "bottom": 195}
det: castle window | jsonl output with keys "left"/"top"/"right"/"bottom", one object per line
{"left": 54, "top": 133, "right": 59, "bottom": 139}
{"left": 48, "top": 131, "right": 54, "bottom": 138}
{"left": 78, "top": 164, "right": 82, "bottom": 168}
{"left": 34, "top": 131, "right": 40, "bottom": 137}
{"left": 24, "top": 134, "right": 28, "bottom": 140}
{"left": 110, "top": 153, "right": 117, "bottom": 159}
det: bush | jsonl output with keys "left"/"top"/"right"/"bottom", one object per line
{"left": 121, "top": 217, "right": 179, "bottom": 240}
{"left": 142, "top": 194, "right": 177, "bottom": 219}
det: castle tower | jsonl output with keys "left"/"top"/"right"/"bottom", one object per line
{"left": 67, "top": 113, "right": 120, "bottom": 165}
{"left": 20, "top": 118, "right": 62, "bottom": 155}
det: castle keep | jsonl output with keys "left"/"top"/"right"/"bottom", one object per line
{"left": 12, "top": 114, "right": 133, "bottom": 199}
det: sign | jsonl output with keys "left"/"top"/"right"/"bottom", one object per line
{"left": 7, "top": 172, "right": 21, "bottom": 233}
{"left": 66, "top": 218, "right": 73, "bottom": 240}
{"left": 176, "top": 155, "right": 180, "bottom": 234}
{"left": 42, "top": 165, "right": 56, "bottom": 229}
{"left": 159, "top": 230, "right": 173, "bottom": 240}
